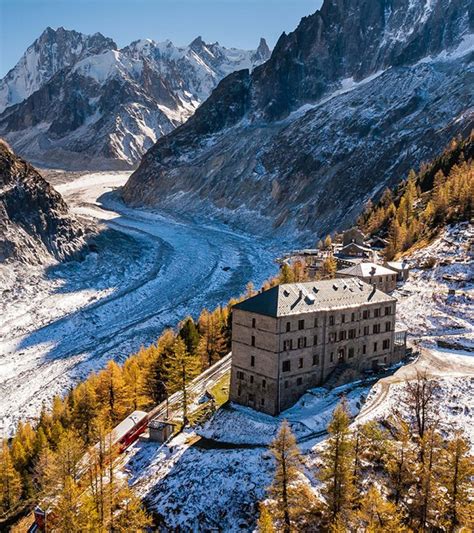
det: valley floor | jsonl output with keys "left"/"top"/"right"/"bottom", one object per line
{"left": 0, "top": 172, "right": 279, "bottom": 437}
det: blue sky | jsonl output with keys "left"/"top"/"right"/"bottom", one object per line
{"left": 0, "top": 0, "right": 322, "bottom": 77}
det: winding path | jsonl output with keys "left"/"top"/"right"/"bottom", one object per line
{"left": 0, "top": 172, "right": 277, "bottom": 436}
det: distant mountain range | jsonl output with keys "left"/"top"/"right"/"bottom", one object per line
{"left": 123, "top": 0, "right": 474, "bottom": 240}
{"left": 0, "top": 27, "right": 270, "bottom": 169}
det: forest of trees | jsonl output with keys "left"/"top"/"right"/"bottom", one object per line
{"left": 358, "top": 132, "right": 474, "bottom": 260}
{"left": 0, "top": 299, "right": 235, "bottom": 528}
{"left": 259, "top": 373, "right": 474, "bottom": 532}
{"left": 0, "top": 263, "right": 306, "bottom": 529}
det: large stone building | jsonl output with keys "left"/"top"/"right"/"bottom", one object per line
{"left": 230, "top": 278, "right": 406, "bottom": 415}
{"left": 336, "top": 262, "right": 398, "bottom": 293}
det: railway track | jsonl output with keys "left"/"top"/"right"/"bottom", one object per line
{"left": 146, "top": 353, "right": 232, "bottom": 423}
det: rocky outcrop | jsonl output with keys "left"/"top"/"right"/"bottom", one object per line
{"left": 123, "top": 0, "right": 474, "bottom": 240}
{"left": 0, "top": 140, "right": 84, "bottom": 263}
{"left": 0, "top": 29, "right": 271, "bottom": 169}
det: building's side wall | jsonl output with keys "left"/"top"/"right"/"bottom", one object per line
{"left": 230, "top": 299, "right": 400, "bottom": 415}
{"left": 229, "top": 309, "right": 280, "bottom": 415}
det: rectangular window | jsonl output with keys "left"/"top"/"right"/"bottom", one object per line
{"left": 261, "top": 398, "right": 265, "bottom": 406}
{"left": 237, "top": 386, "right": 242, "bottom": 396}
{"left": 284, "top": 380, "right": 289, "bottom": 389}
{"left": 286, "top": 321, "right": 291, "bottom": 332}
{"left": 298, "top": 357, "right": 303, "bottom": 369}
{"left": 385, "top": 322, "right": 391, "bottom": 332}
{"left": 250, "top": 375, "right": 254, "bottom": 384}
{"left": 282, "top": 360, "right": 291, "bottom": 372}
{"left": 283, "top": 339, "right": 292, "bottom": 351}
{"left": 313, "top": 334, "right": 318, "bottom": 346}
{"left": 364, "top": 326, "right": 369, "bottom": 336}
{"left": 348, "top": 329, "right": 356, "bottom": 339}
{"left": 373, "top": 342, "right": 378, "bottom": 353}
{"left": 348, "top": 347, "right": 354, "bottom": 358}
{"left": 250, "top": 355, "right": 255, "bottom": 367}
{"left": 251, "top": 335, "right": 255, "bottom": 347}
{"left": 351, "top": 312, "right": 355, "bottom": 322}
{"left": 383, "top": 339, "right": 390, "bottom": 350}
{"left": 373, "top": 324, "right": 380, "bottom": 334}
{"left": 237, "top": 371, "right": 244, "bottom": 380}
{"left": 385, "top": 306, "right": 391, "bottom": 315}
{"left": 362, "top": 344, "right": 367, "bottom": 355}
{"left": 297, "top": 337, "right": 307, "bottom": 349}
{"left": 330, "top": 352, "right": 334, "bottom": 362}
{"left": 297, "top": 377, "right": 303, "bottom": 386}
{"left": 338, "top": 330, "right": 346, "bottom": 341}
{"left": 314, "top": 317, "right": 318, "bottom": 327}
{"left": 341, "top": 314, "right": 346, "bottom": 323}
{"left": 252, "top": 318, "right": 256, "bottom": 328}
{"left": 329, "top": 332, "right": 336, "bottom": 343}
{"left": 363, "top": 310, "right": 369, "bottom": 319}
{"left": 298, "top": 319, "right": 305, "bottom": 330}
{"left": 374, "top": 308, "right": 380, "bottom": 318}
{"left": 262, "top": 379, "right": 266, "bottom": 389}
{"left": 313, "top": 354, "right": 319, "bottom": 366}
{"left": 329, "top": 315, "right": 335, "bottom": 326}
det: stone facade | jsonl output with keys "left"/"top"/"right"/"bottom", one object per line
{"left": 336, "top": 263, "right": 398, "bottom": 294}
{"left": 230, "top": 278, "right": 403, "bottom": 415}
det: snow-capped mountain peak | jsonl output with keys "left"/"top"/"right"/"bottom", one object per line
{"left": 0, "top": 27, "right": 116, "bottom": 113}
{"left": 0, "top": 30, "right": 271, "bottom": 169}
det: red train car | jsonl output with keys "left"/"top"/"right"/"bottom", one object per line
{"left": 113, "top": 410, "right": 149, "bottom": 451}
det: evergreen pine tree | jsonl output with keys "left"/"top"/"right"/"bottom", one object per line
{"left": 257, "top": 502, "right": 275, "bottom": 532}
{"left": 354, "top": 485, "right": 404, "bottom": 532}
{"left": 440, "top": 432, "right": 474, "bottom": 531}
{"left": 164, "top": 337, "right": 201, "bottom": 424}
{"left": 318, "top": 401, "right": 355, "bottom": 527}
{"left": 267, "top": 420, "right": 312, "bottom": 532}
{"left": 179, "top": 316, "right": 200, "bottom": 355}
{"left": 0, "top": 441, "right": 22, "bottom": 514}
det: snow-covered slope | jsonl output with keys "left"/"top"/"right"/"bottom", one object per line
{"left": 124, "top": 223, "right": 474, "bottom": 531}
{"left": 123, "top": 0, "right": 473, "bottom": 239}
{"left": 0, "top": 27, "right": 116, "bottom": 113}
{"left": 0, "top": 29, "right": 271, "bottom": 169}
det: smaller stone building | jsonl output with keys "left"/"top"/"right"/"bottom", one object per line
{"left": 230, "top": 278, "right": 404, "bottom": 415}
{"left": 336, "top": 262, "right": 398, "bottom": 293}
{"left": 386, "top": 261, "right": 410, "bottom": 281}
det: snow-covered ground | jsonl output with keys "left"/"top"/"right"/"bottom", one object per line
{"left": 0, "top": 172, "right": 279, "bottom": 437}
{"left": 394, "top": 222, "right": 473, "bottom": 350}
{"left": 124, "top": 223, "right": 473, "bottom": 531}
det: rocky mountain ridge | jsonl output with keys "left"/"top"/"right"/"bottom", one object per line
{"left": 0, "top": 140, "right": 84, "bottom": 263}
{"left": 123, "top": 0, "right": 474, "bottom": 240}
{"left": 0, "top": 28, "right": 270, "bottom": 169}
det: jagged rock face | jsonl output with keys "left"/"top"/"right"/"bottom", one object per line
{"left": 0, "top": 27, "right": 116, "bottom": 113}
{"left": 123, "top": 0, "right": 474, "bottom": 240}
{"left": 0, "top": 29, "right": 271, "bottom": 169}
{"left": 0, "top": 140, "right": 84, "bottom": 263}
{"left": 251, "top": 0, "right": 473, "bottom": 120}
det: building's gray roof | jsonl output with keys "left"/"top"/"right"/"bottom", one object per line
{"left": 339, "top": 242, "right": 373, "bottom": 254}
{"left": 338, "top": 262, "right": 397, "bottom": 277}
{"left": 148, "top": 419, "right": 176, "bottom": 429}
{"left": 386, "top": 261, "right": 409, "bottom": 271}
{"left": 234, "top": 278, "right": 396, "bottom": 318}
